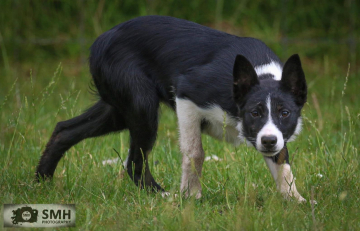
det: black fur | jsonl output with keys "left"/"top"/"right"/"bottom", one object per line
{"left": 280, "top": 54, "right": 307, "bottom": 106}
{"left": 233, "top": 55, "right": 260, "bottom": 106}
{"left": 36, "top": 15, "right": 306, "bottom": 191}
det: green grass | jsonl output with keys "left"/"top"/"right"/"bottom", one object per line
{"left": 0, "top": 54, "right": 359, "bottom": 230}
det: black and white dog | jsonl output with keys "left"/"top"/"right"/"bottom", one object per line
{"left": 36, "top": 16, "right": 308, "bottom": 202}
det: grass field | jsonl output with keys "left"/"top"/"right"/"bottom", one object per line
{"left": 1, "top": 43, "right": 359, "bottom": 230}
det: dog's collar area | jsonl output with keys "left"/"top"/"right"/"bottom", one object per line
{"left": 260, "top": 150, "right": 281, "bottom": 157}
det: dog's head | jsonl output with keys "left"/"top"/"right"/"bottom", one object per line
{"left": 233, "top": 54, "right": 307, "bottom": 156}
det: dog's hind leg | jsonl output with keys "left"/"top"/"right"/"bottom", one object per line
{"left": 122, "top": 90, "right": 163, "bottom": 192}
{"left": 36, "top": 100, "right": 126, "bottom": 180}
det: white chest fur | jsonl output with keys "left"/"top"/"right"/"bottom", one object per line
{"left": 176, "top": 98, "right": 244, "bottom": 146}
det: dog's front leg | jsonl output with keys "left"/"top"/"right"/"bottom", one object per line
{"left": 176, "top": 99, "right": 205, "bottom": 199}
{"left": 264, "top": 145, "right": 306, "bottom": 202}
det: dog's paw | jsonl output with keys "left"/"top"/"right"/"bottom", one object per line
{"left": 161, "top": 192, "right": 171, "bottom": 198}
{"left": 161, "top": 192, "right": 180, "bottom": 199}
{"left": 195, "top": 191, "right": 202, "bottom": 199}
{"left": 280, "top": 190, "right": 307, "bottom": 203}
{"left": 310, "top": 200, "right": 317, "bottom": 205}
{"left": 289, "top": 195, "right": 317, "bottom": 205}
{"left": 186, "top": 190, "right": 202, "bottom": 199}
{"left": 182, "top": 189, "right": 202, "bottom": 199}
{"left": 296, "top": 195, "right": 307, "bottom": 203}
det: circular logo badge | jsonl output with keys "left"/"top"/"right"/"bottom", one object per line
{"left": 22, "top": 211, "right": 32, "bottom": 221}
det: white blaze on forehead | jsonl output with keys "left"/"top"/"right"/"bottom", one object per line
{"left": 256, "top": 95, "right": 284, "bottom": 154}
{"left": 255, "top": 61, "right": 283, "bottom": 81}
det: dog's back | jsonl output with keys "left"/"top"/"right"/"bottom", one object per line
{"left": 89, "top": 15, "right": 281, "bottom": 112}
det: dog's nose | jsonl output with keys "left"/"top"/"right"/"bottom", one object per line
{"left": 261, "top": 135, "right": 277, "bottom": 149}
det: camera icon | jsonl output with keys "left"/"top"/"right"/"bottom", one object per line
{"left": 11, "top": 206, "right": 38, "bottom": 225}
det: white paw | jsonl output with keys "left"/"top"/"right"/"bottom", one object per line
{"left": 161, "top": 192, "right": 179, "bottom": 199}
{"left": 182, "top": 188, "right": 202, "bottom": 199}
{"left": 296, "top": 195, "right": 307, "bottom": 203}
{"left": 161, "top": 192, "right": 171, "bottom": 198}
{"left": 195, "top": 191, "right": 202, "bottom": 199}
{"left": 102, "top": 157, "right": 119, "bottom": 166}
{"left": 310, "top": 200, "right": 318, "bottom": 205}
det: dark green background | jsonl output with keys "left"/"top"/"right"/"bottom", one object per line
{"left": 1, "top": 0, "right": 358, "bottom": 66}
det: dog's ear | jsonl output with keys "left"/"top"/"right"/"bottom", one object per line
{"left": 233, "top": 55, "right": 259, "bottom": 103}
{"left": 280, "top": 54, "right": 307, "bottom": 106}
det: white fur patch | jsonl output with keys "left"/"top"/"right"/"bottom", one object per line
{"left": 236, "top": 121, "right": 250, "bottom": 146}
{"left": 264, "top": 158, "right": 306, "bottom": 202}
{"left": 205, "top": 155, "right": 222, "bottom": 161}
{"left": 255, "top": 61, "right": 283, "bottom": 81}
{"left": 264, "top": 157, "right": 279, "bottom": 180}
{"left": 288, "top": 117, "right": 303, "bottom": 142}
{"left": 123, "top": 155, "right": 129, "bottom": 169}
{"left": 102, "top": 158, "right": 119, "bottom": 166}
{"left": 256, "top": 96, "right": 284, "bottom": 155}
{"left": 176, "top": 98, "right": 204, "bottom": 198}
{"left": 176, "top": 98, "right": 243, "bottom": 146}
{"left": 176, "top": 98, "right": 245, "bottom": 198}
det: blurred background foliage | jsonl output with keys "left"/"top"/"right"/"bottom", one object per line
{"left": 0, "top": 0, "right": 358, "bottom": 109}
{"left": 0, "top": 0, "right": 358, "bottom": 67}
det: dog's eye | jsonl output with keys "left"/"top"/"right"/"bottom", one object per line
{"left": 251, "top": 110, "right": 260, "bottom": 117}
{"left": 281, "top": 110, "right": 290, "bottom": 118}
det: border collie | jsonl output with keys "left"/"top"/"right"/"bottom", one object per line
{"left": 36, "top": 15, "right": 308, "bottom": 202}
